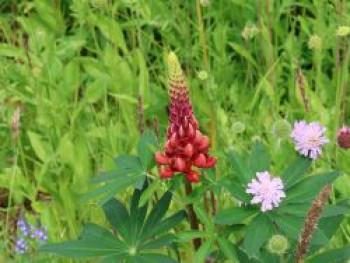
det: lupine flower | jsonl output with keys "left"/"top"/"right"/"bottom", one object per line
{"left": 337, "top": 125, "right": 350, "bottom": 149}
{"left": 155, "top": 52, "right": 216, "bottom": 183}
{"left": 15, "top": 238, "right": 28, "bottom": 254}
{"left": 17, "top": 217, "right": 31, "bottom": 236}
{"left": 291, "top": 121, "right": 329, "bottom": 159}
{"left": 31, "top": 226, "right": 48, "bottom": 243}
{"left": 246, "top": 171, "right": 285, "bottom": 212}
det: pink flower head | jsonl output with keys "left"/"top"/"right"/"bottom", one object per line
{"left": 291, "top": 121, "right": 329, "bottom": 160}
{"left": 246, "top": 171, "right": 285, "bottom": 212}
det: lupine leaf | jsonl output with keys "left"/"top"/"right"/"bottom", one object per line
{"left": 141, "top": 191, "right": 172, "bottom": 239}
{"left": 249, "top": 140, "right": 270, "bottom": 175}
{"left": 281, "top": 156, "right": 312, "bottom": 189}
{"left": 193, "top": 240, "right": 213, "bottom": 263}
{"left": 244, "top": 214, "right": 273, "bottom": 258}
{"left": 102, "top": 199, "right": 131, "bottom": 244}
{"left": 228, "top": 149, "right": 252, "bottom": 184}
{"left": 285, "top": 172, "right": 340, "bottom": 203}
{"left": 40, "top": 224, "right": 127, "bottom": 258}
{"left": 215, "top": 207, "right": 257, "bottom": 225}
{"left": 306, "top": 246, "right": 350, "bottom": 263}
{"left": 217, "top": 237, "right": 238, "bottom": 261}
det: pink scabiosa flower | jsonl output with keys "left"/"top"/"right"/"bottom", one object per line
{"left": 291, "top": 121, "right": 329, "bottom": 160}
{"left": 155, "top": 52, "right": 217, "bottom": 183}
{"left": 337, "top": 125, "right": 350, "bottom": 149}
{"left": 246, "top": 171, "right": 285, "bottom": 212}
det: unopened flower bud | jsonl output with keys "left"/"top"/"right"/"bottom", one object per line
{"left": 267, "top": 235, "right": 289, "bottom": 255}
{"left": 231, "top": 121, "right": 245, "bottom": 134}
{"left": 337, "top": 126, "right": 350, "bottom": 149}
{"left": 160, "top": 168, "right": 174, "bottom": 179}
{"left": 272, "top": 119, "right": 292, "bottom": 139}
{"left": 187, "top": 171, "right": 199, "bottom": 183}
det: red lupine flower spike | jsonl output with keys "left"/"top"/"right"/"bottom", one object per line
{"left": 155, "top": 52, "right": 217, "bottom": 183}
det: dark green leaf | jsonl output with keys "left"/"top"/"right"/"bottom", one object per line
{"left": 322, "top": 205, "right": 349, "bottom": 217}
{"left": 228, "top": 149, "right": 252, "bottom": 184}
{"left": 194, "top": 206, "right": 214, "bottom": 231}
{"left": 217, "top": 237, "right": 238, "bottom": 261}
{"left": 141, "top": 191, "right": 172, "bottom": 238}
{"left": 114, "top": 156, "right": 143, "bottom": 172}
{"left": 223, "top": 180, "right": 251, "bottom": 203}
{"left": 272, "top": 214, "right": 329, "bottom": 246}
{"left": 285, "top": 172, "right": 340, "bottom": 203}
{"left": 215, "top": 207, "right": 257, "bottom": 225}
{"left": 194, "top": 240, "right": 213, "bottom": 263}
{"left": 306, "top": 246, "right": 350, "bottom": 263}
{"left": 126, "top": 253, "right": 178, "bottom": 263}
{"left": 144, "top": 210, "right": 186, "bottom": 239}
{"left": 281, "top": 156, "right": 312, "bottom": 189}
{"left": 82, "top": 172, "right": 144, "bottom": 204}
{"left": 102, "top": 199, "right": 131, "bottom": 244}
{"left": 40, "top": 224, "right": 127, "bottom": 258}
{"left": 244, "top": 214, "right": 273, "bottom": 258}
{"left": 139, "top": 234, "right": 176, "bottom": 250}
{"left": 249, "top": 141, "right": 269, "bottom": 175}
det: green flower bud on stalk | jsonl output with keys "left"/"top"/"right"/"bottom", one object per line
{"left": 272, "top": 119, "right": 292, "bottom": 139}
{"left": 267, "top": 235, "right": 289, "bottom": 255}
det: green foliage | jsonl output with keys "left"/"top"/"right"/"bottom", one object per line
{"left": 0, "top": 0, "right": 349, "bottom": 262}
{"left": 40, "top": 189, "right": 186, "bottom": 261}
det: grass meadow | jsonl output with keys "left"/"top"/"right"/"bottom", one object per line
{"left": 0, "top": 0, "right": 349, "bottom": 262}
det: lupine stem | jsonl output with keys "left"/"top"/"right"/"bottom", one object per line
{"left": 185, "top": 181, "right": 201, "bottom": 250}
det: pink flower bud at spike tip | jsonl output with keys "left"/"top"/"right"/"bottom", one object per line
{"left": 155, "top": 52, "right": 217, "bottom": 183}
{"left": 337, "top": 126, "right": 350, "bottom": 149}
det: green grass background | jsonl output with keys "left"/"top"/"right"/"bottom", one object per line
{"left": 0, "top": 0, "right": 349, "bottom": 262}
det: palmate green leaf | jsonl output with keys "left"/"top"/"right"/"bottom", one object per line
{"left": 139, "top": 180, "right": 161, "bottom": 207}
{"left": 144, "top": 210, "right": 187, "bottom": 239}
{"left": 306, "top": 246, "right": 350, "bottom": 263}
{"left": 271, "top": 214, "right": 329, "bottom": 246}
{"left": 223, "top": 180, "right": 251, "bottom": 203}
{"left": 249, "top": 141, "right": 270, "bottom": 175}
{"left": 194, "top": 206, "right": 214, "bottom": 232}
{"left": 138, "top": 130, "right": 158, "bottom": 170}
{"left": 285, "top": 171, "right": 340, "bottom": 204}
{"left": 125, "top": 253, "right": 178, "bottom": 263}
{"left": 276, "top": 203, "right": 348, "bottom": 218}
{"left": 82, "top": 172, "right": 145, "bottom": 204}
{"left": 40, "top": 224, "right": 127, "bottom": 258}
{"left": 217, "top": 237, "right": 238, "bottom": 261}
{"left": 214, "top": 207, "right": 257, "bottom": 225}
{"left": 244, "top": 214, "right": 273, "bottom": 258}
{"left": 194, "top": 240, "right": 213, "bottom": 263}
{"left": 228, "top": 149, "right": 252, "bottom": 184}
{"left": 114, "top": 156, "right": 143, "bottom": 172}
{"left": 140, "top": 191, "right": 173, "bottom": 239}
{"left": 102, "top": 199, "right": 131, "bottom": 244}
{"left": 281, "top": 156, "right": 312, "bottom": 189}
{"left": 139, "top": 234, "right": 176, "bottom": 250}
